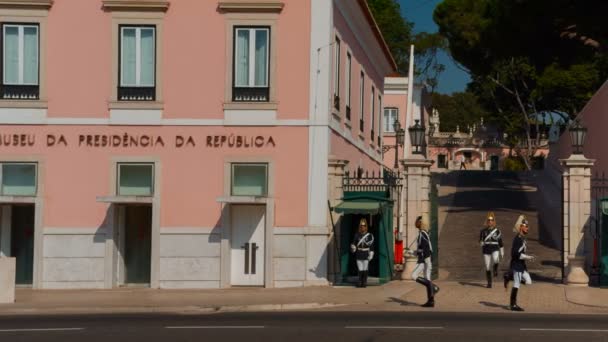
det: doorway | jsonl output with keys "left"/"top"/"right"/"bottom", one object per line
{"left": 120, "top": 205, "right": 152, "bottom": 286}
{"left": 8, "top": 205, "right": 35, "bottom": 286}
{"left": 490, "top": 155, "right": 500, "bottom": 171}
{"left": 230, "top": 205, "right": 265, "bottom": 286}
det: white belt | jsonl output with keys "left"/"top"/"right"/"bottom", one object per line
{"left": 357, "top": 247, "right": 370, "bottom": 251}
{"left": 483, "top": 242, "right": 499, "bottom": 245}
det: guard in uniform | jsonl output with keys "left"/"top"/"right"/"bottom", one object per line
{"left": 410, "top": 215, "right": 440, "bottom": 307}
{"left": 350, "top": 218, "right": 374, "bottom": 288}
{"left": 506, "top": 215, "right": 534, "bottom": 311}
{"left": 479, "top": 212, "right": 504, "bottom": 288}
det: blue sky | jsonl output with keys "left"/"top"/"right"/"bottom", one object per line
{"left": 397, "top": 0, "right": 470, "bottom": 94}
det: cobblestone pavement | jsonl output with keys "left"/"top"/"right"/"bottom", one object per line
{"left": 438, "top": 171, "right": 561, "bottom": 283}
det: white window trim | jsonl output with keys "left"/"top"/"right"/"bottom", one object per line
{"left": 120, "top": 26, "right": 155, "bottom": 87}
{"left": 0, "top": 161, "right": 38, "bottom": 196}
{"left": 359, "top": 71, "right": 364, "bottom": 125}
{"left": 333, "top": 37, "right": 340, "bottom": 97}
{"left": 234, "top": 27, "right": 269, "bottom": 88}
{"left": 230, "top": 162, "right": 269, "bottom": 197}
{"left": 345, "top": 52, "right": 351, "bottom": 108}
{"left": 3, "top": 24, "right": 38, "bottom": 86}
{"left": 370, "top": 86, "right": 375, "bottom": 136}
{"left": 116, "top": 162, "right": 155, "bottom": 196}
{"left": 383, "top": 107, "right": 398, "bottom": 133}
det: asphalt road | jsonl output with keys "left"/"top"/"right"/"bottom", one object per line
{"left": 1, "top": 311, "right": 608, "bottom": 342}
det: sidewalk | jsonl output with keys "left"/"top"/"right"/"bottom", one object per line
{"left": 1, "top": 280, "right": 607, "bottom": 316}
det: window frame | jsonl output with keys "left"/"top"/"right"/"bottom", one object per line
{"left": 117, "top": 24, "right": 156, "bottom": 101}
{"left": 1, "top": 22, "right": 40, "bottom": 100}
{"left": 231, "top": 25, "right": 271, "bottom": 103}
{"left": 345, "top": 52, "right": 351, "bottom": 120}
{"left": 116, "top": 162, "right": 155, "bottom": 197}
{"left": 370, "top": 86, "right": 375, "bottom": 141}
{"left": 0, "top": 161, "right": 38, "bottom": 196}
{"left": 230, "top": 162, "right": 269, "bottom": 197}
{"left": 383, "top": 107, "right": 398, "bottom": 133}
{"left": 333, "top": 36, "right": 340, "bottom": 111}
{"left": 359, "top": 71, "right": 365, "bottom": 133}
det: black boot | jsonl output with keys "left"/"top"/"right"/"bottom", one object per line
{"left": 362, "top": 271, "right": 368, "bottom": 288}
{"left": 356, "top": 271, "right": 363, "bottom": 288}
{"left": 493, "top": 264, "right": 499, "bottom": 278}
{"left": 486, "top": 271, "right": 492, "bottom": 288}
{"left": 432, "top": 282, "right": 440, "bottom": 295}
{"left": 510, "top": 288, "right": 524, "bottom": 311}
{"left": 416, "top": 277, "right": 434, "bottom": 307}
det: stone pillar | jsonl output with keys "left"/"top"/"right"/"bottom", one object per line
{"left": 327, "top": 157, "right": 349, "bottom": 283}
{"left": 560, "top": 154, "right": 595, "bottom": 286}
{"left": 0, "top": 257, "right": 15, "bottom": 303}
{"left": 400, "top": 157, "right": 433, "bottom": 280}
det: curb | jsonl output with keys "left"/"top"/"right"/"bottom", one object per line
{"left": 0, "top": 302, "right": 344, "bottom": 316}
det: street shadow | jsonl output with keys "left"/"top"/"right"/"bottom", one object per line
{"left": 458, "top": 281, "right": 488, "bottom": 288}
{"left": 387, "top": 296, "right": 419, "bottom": 307}
{"left": 479, "top": 301, "right": 510, "bottom": 311}
{"left": 529, "top": 272, "right": 562, "bottom": 284}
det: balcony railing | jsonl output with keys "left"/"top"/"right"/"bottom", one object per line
{"left": 1, "top": 84, "right": 39, "bottom": 100}
{"left": 233, "top": 87, "right": 269, "bottom": 102}
{"left": 118, "top": 86, "right": 155, "bottom": 101}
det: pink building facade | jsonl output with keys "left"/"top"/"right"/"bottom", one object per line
{"left": 0, "top": 0, "right": 395, "bottom": 289}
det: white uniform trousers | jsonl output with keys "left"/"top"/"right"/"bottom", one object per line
{"left": 356, "top": 260, "right": 369, "bottom": 271}
{"left": 483, "top": 251, "right": 500, "bottom": 271}
{"left": 411, "top": 257, "right": 432, "bottom": 281}
{"left": 512, "top": 271, "right": 532, "bottom": 288}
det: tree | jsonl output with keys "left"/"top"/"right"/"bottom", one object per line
{"left": 367, "top": 0, "right": 446, "bottom": 93}
{"left": 432, "top": 92, "right": 487, "bottom": 133}
{"left": 434, "top": 0, "right": 607, "bottom": 168}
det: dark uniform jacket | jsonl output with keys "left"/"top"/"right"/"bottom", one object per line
{"left": 510, "top": 235, "right": 528, "bottom": 272}
{"left": 352, "top": 232, "right": 374, "bottom": 260}
{"left": 416, "top": 230, "right": 432, "bottom": 263}
{"left": 479, "top": 227, "right": 504, "bottom": 254}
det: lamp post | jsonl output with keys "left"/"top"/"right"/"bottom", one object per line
{"left": 382, "top": 119, "right": 405, "bottom": 169}
{"left": 569, "top": 119, "right": 587, "bottom": 154}
{"left": 408, "top": 119, "right": 425, "bottom": 154}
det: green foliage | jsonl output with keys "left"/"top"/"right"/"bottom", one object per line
{"left": 367, "top": 0, "right": 446, "bottom": 91}
{"left": 434, "top": 0, "right": 606, "bottom": 119}
{"left": 366, "top": 0, "right": 413, "bottom": 73}
{"left": 431, "top": 91, "right": 487, "bottom": 132}
{"left": 503, "top": 157, "right": 527, "bottom": 171}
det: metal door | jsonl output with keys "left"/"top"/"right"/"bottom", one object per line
{"left": 231, "top": 205, "right": 265, "bottom": 286}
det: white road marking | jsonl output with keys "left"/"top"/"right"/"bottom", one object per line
{"left": 0, "top": 328, "right": 85, "bottom": 332}
{"left": 166, "top": 326, "right": 265, "bottom": 329}
{"left": 521, "top": 328, "right": 608, "bottom": 333}
{"left": 345, "top": 326, "right": 444, "bottom": 330}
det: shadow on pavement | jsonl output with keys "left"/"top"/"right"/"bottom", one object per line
{"left": 387, "top": 297, "right": 420, "bottom": 307}
{"left": 459, "top": 281, "right": 488, "bottom": 288}
{"left": 479, "top": 301, "right": 510, "bottom": 311}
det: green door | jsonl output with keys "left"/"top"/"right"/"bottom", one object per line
{"left": 601, "top": 212, "right": 608, "bottom": 287}
{"left": 124, "top": 205, "right": 152, "bottom": 285}
{"left": 11, "top": 205, "right": 35, "bottom": 285}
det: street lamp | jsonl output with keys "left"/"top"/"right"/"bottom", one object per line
{"left": 382, "top": 119, "right": 405, "bottom": 169}
{"left": 408, "top": 119, "right": 425, "bottom": 154}
{"left": 568, "top": 119, "right": 587, "bottom": 154}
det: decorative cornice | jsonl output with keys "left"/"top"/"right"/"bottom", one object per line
{"left": 218, "top": 1, "right": 284, "bottom": 13}
{"left": 102, "top": 0, "right": 169, "bottom": 12}
{"left": 0, "top": 0, "right": 53, "bottom": 9}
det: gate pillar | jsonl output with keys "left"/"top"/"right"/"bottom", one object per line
{"left": 560, "top": 154, "right": 595, "bottom": 286}
{"left": 400, "top": 157, "right": 433, "bottom": 280}
{"left": 327, "top": 157, "right": 349, "bottom": 283}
